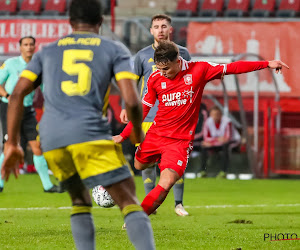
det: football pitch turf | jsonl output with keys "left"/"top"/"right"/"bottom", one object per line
{"left": 1, "top": 175, "right": 300, "bottom": 249}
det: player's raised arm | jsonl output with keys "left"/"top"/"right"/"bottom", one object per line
{"left": 1, "top": 76, "right": 35, "bottom": 181}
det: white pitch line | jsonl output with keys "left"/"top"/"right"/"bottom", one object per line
{"left": 185, "top": 203, "right": 300, "bottom": 209}
{"left": 1, "top": 203, "right": 300, "bottom": 211}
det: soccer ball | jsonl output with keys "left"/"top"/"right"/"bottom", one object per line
{"left": 92, "top": 185, "right": 115, "bottom": 208}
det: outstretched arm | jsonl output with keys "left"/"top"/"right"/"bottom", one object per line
{"left": 267, "top": 60, "right": 289, "bottom": 74}
{"left": 226, "top": 60, "right": 289, "bottom": 75}
{"left": 205, "top": 60, "right": 289, "bottom": 82}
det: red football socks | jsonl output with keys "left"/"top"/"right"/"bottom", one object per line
{"left": 141, "top": 185, "right": 169, "bottom": 215}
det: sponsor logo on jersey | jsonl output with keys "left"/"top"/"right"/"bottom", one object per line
{"left": 161, "top": 82, "right": 166, "bottom": 89}
{"left": 148, "top": 58, "right": 154, "bottom": 63}
{"left": 183, "top": 74, "right": 193, "bottom": 85}
{"left": 177, "top": 160, "right": 183, "bottom": 166}
{"left": 161, "top": 86, "right": 194, "bottom": 107}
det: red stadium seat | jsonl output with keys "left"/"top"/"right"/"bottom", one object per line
{"left": 19, "top": 0, "right": 42, "bottom": 15}
{"left": 0, "top": 0, "right": 17, "bottom": 15}
{"left": 250, "top": 0, "right": 276, "bottom": 17}
{"left": 174, "top": 0, "right": 199, "bottom": 17}
{"left": 276, "top": 0, "right": 300, "bottom": 17}
{"left": 224, "top": 0, "right": 251, "bottom": 17}
{"left": 43, "top": 0, "right": 66, "bottom": 15}
{"left": 199, "top": 0, "right": 225, "bottom": 17}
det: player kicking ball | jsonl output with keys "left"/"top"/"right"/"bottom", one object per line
{"left": 113, "top": 40, "right": 289, "bottom": 216}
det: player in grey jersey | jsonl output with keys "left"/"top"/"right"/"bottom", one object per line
{"left": 1, "top": 0, "right": 155, "bottom": 249}
{"left": 120, "top": 14, "right": 191, "bottom": 217}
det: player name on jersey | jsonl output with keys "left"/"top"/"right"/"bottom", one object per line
{"left": 58, "top": 37, "right": 101, "bottom": 46}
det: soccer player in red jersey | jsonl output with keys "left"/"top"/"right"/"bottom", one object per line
{"left": 113, "top": 40, "right": 289, "bottom": 216}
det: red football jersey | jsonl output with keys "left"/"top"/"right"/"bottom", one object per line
{"left": 121, "top": 58, "right": 268, "bottom": 141}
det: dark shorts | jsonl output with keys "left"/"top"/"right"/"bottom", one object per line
{"left": 0, "top": 102, "right": 38, "bottom": 144}
{"left": 135, "top": 132, "right": 193, "bottom": 177}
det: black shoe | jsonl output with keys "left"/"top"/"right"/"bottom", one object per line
{"left": 0, "top": 187, "right": 3, "bottom": 193}
{"left": 44, "top": 185, "right": 62, "bottom": 193}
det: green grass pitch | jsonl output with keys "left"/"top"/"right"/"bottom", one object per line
{"left": 0, "top": 174, "right": 300, "bottom": 249}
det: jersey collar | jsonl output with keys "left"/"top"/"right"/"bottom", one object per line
{"left": 180, "top": 57, "right": 189, "bottom": 71}
{"left": 72, "top": 31, "right": 95, "bottom": 34}
{"left": 19, "top": 56, "right": 27, "bottom": 66}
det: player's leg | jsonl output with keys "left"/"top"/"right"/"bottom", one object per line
{"left": 28, "top": 140, "right": 59, "bottom": 192}
{"left": 140, "top": 122, "right": 157, "bottom": 196}
{"left": 134, "top": 132, "right": 160, "bottom": 172}
{"left": 23, "top": 108, "right": 58, "bottom": 192}
{"left": 0, "top": 102, "right": 8, "bottom": 192}
{"left": 0, "top": 152, "right": 4, "bottom": 192}
{"left": 134, "top": 158, "right": 156, "bottom": 170}
{"left": 69, "top": 140, "right": 155, "bottom": 250}
{"left": 217, "top": 143, "right": 229, "bottom": 178}
{"left": 66, "top": 174, "right": 95, "bottom": 250}
{"left": 173, "top": 175, "right": 189, "bottom": 216}
{"left": 140, "top": 138, "right": 192, "bottom": 216}
{"left": 199, "top": 146, "right": 209, "bottom": 177}
{"left": 105, "top": 177, "right": 155, "bottom": 250}
{"left": 141, "top": 168, "right": 179, "bottom": 215}
{"left": 44, "top": 148, "right": 96, "bottom": 250}
{"left": 142, "top": 166, "right": 156, "bottom": 194}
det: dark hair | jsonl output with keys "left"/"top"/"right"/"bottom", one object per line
{"left": 151, "top": 14, "right": 172, "bottom": 26}
{"left": 154, "top": 41, "right": 179, "bottom": 65}
{"left": 210, "top": 106, "right": 222, "bottom": 114}
{"left": 69, "top": 0, "right": 102, "bottom": 25}
{"left": 19, "top": 36, "right": 36, "bottom": 45}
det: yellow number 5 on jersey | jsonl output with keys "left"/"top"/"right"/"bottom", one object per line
{"left": 61, "top": 49, "right": 94, "bottom": 96}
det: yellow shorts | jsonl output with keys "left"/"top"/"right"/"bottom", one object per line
{"left": 135, "top": 122, "right": 153, "bottom": 146}
{"left": 43, "top": 140, "right": 132, "bottom": 188}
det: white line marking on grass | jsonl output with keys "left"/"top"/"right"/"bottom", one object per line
{"left": 0, "top": 206, "right": 116, "bottom": 211}
{"left": 1, "top": 203, "right": 300, "bottom": 211}
{"left": 185, "top": 203, "right": 300, "bottom": 209}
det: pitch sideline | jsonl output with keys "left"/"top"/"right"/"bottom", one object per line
{"left": 1, "top": 203, "right": 300, "bottom": 211}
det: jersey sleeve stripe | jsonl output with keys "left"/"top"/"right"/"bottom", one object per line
{"left": 20, "top": 70, "right": 38, "bottom": 82}
{"left": 221, "top": 64, "right": 227, "bottom": 79}
{"left": 142, "top": 100, "right": 154, "bottom": 107}
{"left": 115, "top": 71, "right": 139, "bottom": 81}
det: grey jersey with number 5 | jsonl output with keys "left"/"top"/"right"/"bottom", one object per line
{"left": 23, "top": 33, "right": 136, "bottom": 152}
{"left": 134, "top": 44, "right": 191, "bottom": 122}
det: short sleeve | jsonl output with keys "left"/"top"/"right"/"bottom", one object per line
{"left": 142, "top": 77, "right": 156, "bottom": 108}
{"left": 20, "top": 51, "right": 43, "bottom": 82}
{"left": 202, "top": 62, "right": 226, "bottom": 82}
{"left": 133, "top": 53, "right": 143, "bottom": 80}
{"left": 0, "top": 61, "right": 9, "bottom": 85}
{"left": 112, "top": 41, "right": 138, "bottom": 82}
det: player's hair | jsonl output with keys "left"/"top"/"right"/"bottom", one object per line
{"left": 151, "top": 14, "right": 172, "bottom": 26}
{"left": 154, "top": 41, "right": 179, "bottom": 65}
{"left": 210, "top": 106, "right": 222, "bottom": 114}
{"left": 19, "top": 36, "right": 36, "bottom": 45}
{"left": 69, "top": 0, "right": 102, "bottom": 25}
